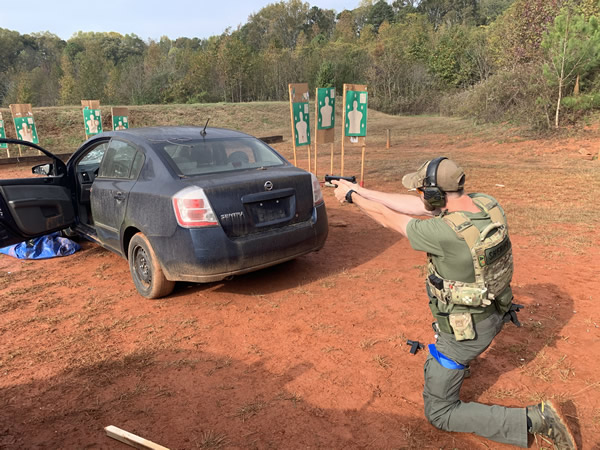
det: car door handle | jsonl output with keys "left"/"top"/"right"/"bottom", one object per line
{"left": 114, "top": 191, "right": 126, "bottom": 201}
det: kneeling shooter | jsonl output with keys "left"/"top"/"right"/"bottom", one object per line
{"left": 332, "top": 157, "right": 575, "bottom": 449}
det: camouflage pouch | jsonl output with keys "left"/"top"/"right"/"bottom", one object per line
{"left": 449, "top": 282, "right": 491, "bottom": 307}
{"left": 449, "top": 312, "right": 476, "bottom": 341}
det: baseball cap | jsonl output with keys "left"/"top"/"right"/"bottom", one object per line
{"left": 401, "top": 157, "right": 465, "bottom": 192}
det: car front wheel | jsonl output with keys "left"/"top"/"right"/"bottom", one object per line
{"left": 128, "top": 233, "right": 175, "bottom": 299}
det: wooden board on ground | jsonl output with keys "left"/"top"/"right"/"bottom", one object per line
{"left": 105, "top": 425, "right": 169, "bottom": 450}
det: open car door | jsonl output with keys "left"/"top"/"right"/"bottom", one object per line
{"left": 0, "top": 139, "right": 76, "bottom": 248}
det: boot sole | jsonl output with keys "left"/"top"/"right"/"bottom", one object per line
{"left": 544, "top": 400, "right": 577, "bottom": 449}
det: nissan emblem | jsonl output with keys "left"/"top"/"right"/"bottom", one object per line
{"left": 264, "top": 181, "right": 273, "bottom": 191}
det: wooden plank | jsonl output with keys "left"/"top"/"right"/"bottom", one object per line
{"left": 104, "top": 425, "right": 169, "bottom": 450}
{"left": 81, "top": 100, "right": 101, "bottom": 109}
{"left": 316, "top": 127, "right": 334, "bottom": 144}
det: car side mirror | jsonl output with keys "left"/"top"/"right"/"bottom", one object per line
{"left": 32, "top": 163, "right": 53, "bottom": 176}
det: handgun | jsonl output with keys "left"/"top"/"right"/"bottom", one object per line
{"left": 324, "top": 174, "right": 357, "bottom": 185}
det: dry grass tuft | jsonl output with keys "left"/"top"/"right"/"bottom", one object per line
{"left": 360, "top": 338, "right": 380, "bottom": 350}
{"left": 373, "top": 354, "right": 391, "bottom": 369}
{"left": 521, "top": 352, "right": 571, "bottom": 383}
{"left": 195, "top": 430, "right": 229, "bottom": 449}
{"left": 490, "top": 388, "right": 520, "bottom": 399}
{"left": 235, "top": 398, "right": 266, "bottom": 422}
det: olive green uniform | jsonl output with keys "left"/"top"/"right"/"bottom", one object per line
{"left": 406, "top": 193, "right": 528, "bottom": 448}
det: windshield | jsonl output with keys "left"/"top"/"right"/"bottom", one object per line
{"left": 156, "top": 137, "right": 286, "bottom": 176}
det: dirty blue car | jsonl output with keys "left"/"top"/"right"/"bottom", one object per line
{"left": 0, "top": 127, "right": 328, "bottom": 298}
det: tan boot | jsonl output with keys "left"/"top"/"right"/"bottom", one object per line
{"left": 527, "top": 400, "right": 576, "bottom": 449}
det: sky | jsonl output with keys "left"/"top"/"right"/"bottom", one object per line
{"left": 1, "top": 0, "right": 362, "bottom": 41}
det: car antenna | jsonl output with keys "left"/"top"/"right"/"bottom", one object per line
{"left": 201, "top": 118, "right": 210, "bottom": 136}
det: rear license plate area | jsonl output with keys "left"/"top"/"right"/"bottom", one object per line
{"left": 249, "top": 198, "right": 291, "bottom": 225}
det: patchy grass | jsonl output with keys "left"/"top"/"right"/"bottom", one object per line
{"left": 521, "top": 352, "right": 572, "bottom": 383}
{"left": 360, "top": 338, "right": 379, "bottom": 350}
{"left": 234, "top": 398, "right": 267, "bottom": 422}
{"left": 195, "top": 430, "right": 229, "bottom": 449}
{"left": 373, "top": 354, "right": 391, "bottom": 369}
{"left": 490, "top": 388, "right": 520, "bottom": 399}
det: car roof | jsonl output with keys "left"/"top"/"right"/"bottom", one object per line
{"left": 98, "top": 126, "right": 254, "bottom": 142}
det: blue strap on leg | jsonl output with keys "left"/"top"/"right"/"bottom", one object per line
{"left": 428, "top": 344, "right": 466, "bottom": 370}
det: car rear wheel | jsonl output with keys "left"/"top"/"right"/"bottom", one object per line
{"left": 128, "top": 233, "right": 175, "bottom": 299}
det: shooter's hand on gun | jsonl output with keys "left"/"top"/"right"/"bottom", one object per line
{"left": 333, "top": 179, "right": 358, "bottom": 204}
{"left": 324, "top": 174, "right": 356, "bottom": 185}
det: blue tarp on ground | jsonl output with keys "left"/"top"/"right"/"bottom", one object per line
{"left": 0, "top": 232, "right": 80, "bottom": 259}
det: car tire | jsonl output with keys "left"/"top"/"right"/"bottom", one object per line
{"left": 128, "top": 233, "right": 175, "bottom": 299}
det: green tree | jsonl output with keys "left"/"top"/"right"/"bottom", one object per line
{"left": 316, "top": 61, "right": 335, "bottom": 87}
{"left": 541, "top": 7, "right": 600, "bottom": 127}
{"left": 366, "top": 0, "right": 396, "bottom": 31}
{"left": 489, "top": 0, "right": 565, "bottom": 69}
{"left": 217, "top": 33, "right": 252, "bottom": 102}
{"left": 242, "top": 0, "right": 311, "bottom": 50}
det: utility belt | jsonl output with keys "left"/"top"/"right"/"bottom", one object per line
{"left": 431, "top": 304, "right": 497, "bottom": 341}
{"left": 427, "top": 272, "right": 493, "bottom": 308}
{"left": 426, "top": 269, "right": 508, "bottom": 342}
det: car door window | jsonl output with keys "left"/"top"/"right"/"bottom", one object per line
{"left": 130, "top": 151, "right": 145, "bottom": 179}
{"left": 79, "top": 141, "right": 110, "bottom": 166}
{"left": 98, "top": 139, "right": 142, "bottom": 179}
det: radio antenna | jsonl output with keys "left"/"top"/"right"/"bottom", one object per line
{"left": 201, "top": 118, "right": 210, "bottom": 136}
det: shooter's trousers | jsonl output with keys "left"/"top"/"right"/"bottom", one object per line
{"left": 423, "top": 311, "right": 529, "bottom": 447}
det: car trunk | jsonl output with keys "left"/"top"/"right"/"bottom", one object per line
{"left": 184, "top": 168, "right": 314, "bottom": 238}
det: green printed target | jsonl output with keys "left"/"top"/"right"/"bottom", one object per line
{"left": 292, "top": 102, "right": 310, "bottom": 147}
{"left": 113, "top": 115, "right": 129, "bottom": 130}
{"left": 83, "top": 108, "right": 103, "bottom": 135}
{"left": 14, "top": 116, "right": 39, "bottom": 144}
{"left": 317, "top": 87, "right": 335, "bottom": 130}
{"left": 0, "top": 120, "right": 6, "bottom": 149}
{"left": 344, "top": 90, "right": 368, "bottom": 137}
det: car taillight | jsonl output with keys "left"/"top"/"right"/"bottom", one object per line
{"left": 311, "top": 173, "right": 324, "bottom": 205}
{"left": 172, "top": 187, "right": 218, "bottom": 228}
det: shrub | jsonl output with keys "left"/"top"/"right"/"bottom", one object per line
{"left": 439, "top": 64, "right": 554, "bottom": 129}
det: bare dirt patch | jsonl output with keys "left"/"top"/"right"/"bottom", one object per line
{"left": 1, "top": 116, "right": 599, "bottom": 449}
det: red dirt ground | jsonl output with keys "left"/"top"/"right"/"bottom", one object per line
{"left": 1, "top": 130, "right": 599, "bottom": 449}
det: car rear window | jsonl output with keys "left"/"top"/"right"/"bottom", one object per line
{"left": 157, "top": 137, "right": 285, "bottom": 176}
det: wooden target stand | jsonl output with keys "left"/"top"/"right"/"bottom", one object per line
{"left": 314, "top": 87, "right": 336, "bottom": 178}
{"left": 9, "top": 103, "right": 41, "bottom": 155}
{"left": 288, "top": 83, "right": 312, "bottom": 171}
{"left": 341, "top": 84, "right": 368, "bottom": 187}
{"left": 81, "top": 100, "right": 102, "bottom": 138}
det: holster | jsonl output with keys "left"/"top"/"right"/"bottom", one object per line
{"left": 503, "top": 303, "right": 524, "bottom": 327}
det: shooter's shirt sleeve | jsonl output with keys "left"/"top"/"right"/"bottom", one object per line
{"left": 405, "top": 217, "right": 446, "bottom": 256}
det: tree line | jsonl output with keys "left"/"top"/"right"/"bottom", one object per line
{"left": 2, "top": 0, "right": 600, "bottom": 129}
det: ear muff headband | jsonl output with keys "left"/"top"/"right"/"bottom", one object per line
{"left": 421, "top": 156, "right": 447, "bottom": 209}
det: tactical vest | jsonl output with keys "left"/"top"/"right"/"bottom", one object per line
{"left": 427, "top": 196, "right": 513, "bottom": 312}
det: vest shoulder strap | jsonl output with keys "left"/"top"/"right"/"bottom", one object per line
{"left": 442, "top": 212, "right": 480, "bottom": 248}
{"left": 473, "top": 197, "right": 506, "bottom": 225}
